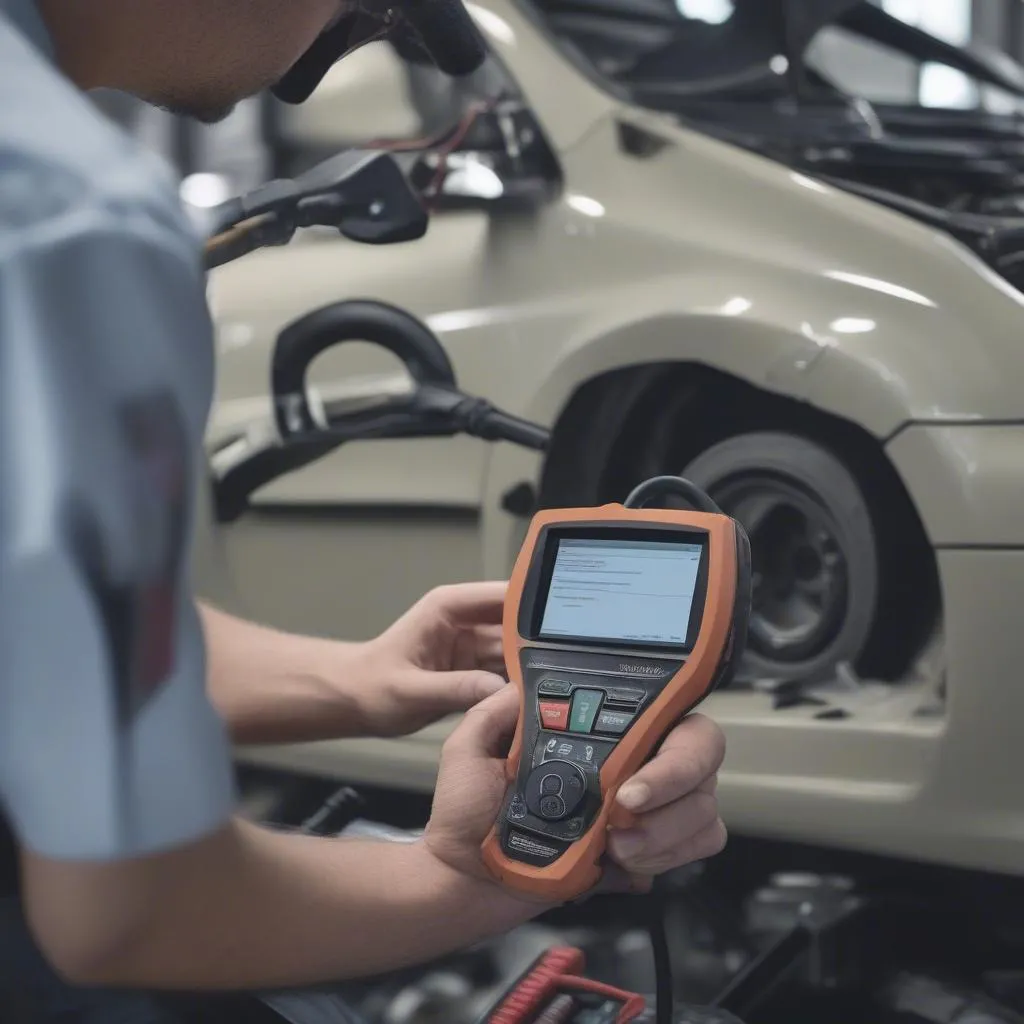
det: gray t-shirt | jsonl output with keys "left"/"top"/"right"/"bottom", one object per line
{"left": 0, "top": 0, "right": 236, "bottom": 861}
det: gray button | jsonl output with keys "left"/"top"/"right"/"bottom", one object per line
{"left": 595, "top": 709, "right": 635, "bottom": 735}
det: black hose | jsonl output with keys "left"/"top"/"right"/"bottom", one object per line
{"left": 649, "top": 888, "right": 675, "bottom": 1024}
{"left": 623, "top": 475, "right": 723, "bottom": 515}
{"left": 271, "top": 300, "right": 456, "bottom": 438}
{"left": 473, "top": 406, "right": 550, "bottom": 451}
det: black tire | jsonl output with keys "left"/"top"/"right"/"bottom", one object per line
{"left": 682, "top": 432, "right": 878, "bottom": 684}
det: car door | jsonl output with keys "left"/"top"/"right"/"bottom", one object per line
{"left": 203, "top": 45, "right": 536, "bottom": 639}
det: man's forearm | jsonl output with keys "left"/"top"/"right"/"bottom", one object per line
{"left": 24, "top": 819, "right": 545, "bottom": 990}
{"left": 198, "top": 602, "right": 369, "bottom": 745}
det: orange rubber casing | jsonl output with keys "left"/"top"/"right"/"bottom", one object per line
{"left": 481, "top": 503, "right": 740, "bottom": 903}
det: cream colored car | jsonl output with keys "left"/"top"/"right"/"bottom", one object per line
{"left": 199, "top": 0, "right": 1024, "bottom": 876}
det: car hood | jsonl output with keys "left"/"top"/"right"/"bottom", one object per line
{"left": 744, "top": 0, "right": 1024, "bottom": 96}
{"left": 549, "top": 110, "right": 1024, "bottom": 428}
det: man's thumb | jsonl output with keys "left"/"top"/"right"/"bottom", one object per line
{"left": 445, "top": 684, "right": 521, "bottom": 759}
{"left": 423, "top": 669, "right": 505, "bottom": 714}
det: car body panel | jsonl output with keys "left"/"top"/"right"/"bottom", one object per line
{"left": 197, "top": 0, "right": 1024, "bottom": 876}
{"left": 210, "top": 99, "right": 1024, "bottom": 513}
{"left": 232, "top": 550, "right": 1024, "bottom": 876}
{"left": 887, "top": 425, "right": 1024, "bottom": 547}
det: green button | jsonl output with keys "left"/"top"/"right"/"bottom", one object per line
{"left": 569, "top": 689, "right": 603, "bottom": 734}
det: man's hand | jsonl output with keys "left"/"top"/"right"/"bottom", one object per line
{"left": 354, "top": 582, "right": 509, "bottom": 737}
{"left": 198, "top": 585, "right": 508, "bottom": 746}
{"left": 423, "top": 687, "right": 727, "bottom": 896}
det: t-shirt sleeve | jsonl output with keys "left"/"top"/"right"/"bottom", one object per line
{"left": 0, "top": 205, "right": 236, "bottom": 862}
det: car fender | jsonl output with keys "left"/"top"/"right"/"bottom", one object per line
{"left": 478, "top": 272, "right": 1024, "bottom": 575}
{"left": 476, "top": 308, "right": 849, "bottom": 579}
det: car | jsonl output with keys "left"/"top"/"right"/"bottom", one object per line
{"left": 197, "top": 0, "right": 1024, "bottom": 876}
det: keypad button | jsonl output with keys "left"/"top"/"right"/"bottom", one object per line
{"left": 526, "top": 761, "right": 588, "bottom": 820}
{"left": 606, "top": 687, "right": 646, "bottom": 705}
{"left": 569, "top": 689, "right": 603, "bottom": 733}
{"left": 538, "top": 735, "right": 609, "bottom": 769}
{"left": 539, "top": 795, "right": 566, "bottom": 820}
{"left": 595, "top": 708, "right": 635, "bottom": 736}
{"left": 507, "top": 794, "right": 527, "bottom": 821}
{"left": 540, "top": 774, "right": 562, "bottom": 796}
{"left": 537, "top": 677, "right": 573, "bottom": 696}
{"left": 538, "top": 700, "right": 570, "bottom": 731}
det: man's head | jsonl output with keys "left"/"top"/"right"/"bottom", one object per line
{"left": 38, "top": 0, "right": 348, "bottom": 122}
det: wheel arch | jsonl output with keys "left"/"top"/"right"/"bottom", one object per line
{"left": 527, "top": 358, "right": 941, "bottom": 679}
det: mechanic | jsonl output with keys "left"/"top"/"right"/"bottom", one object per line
{"left": 0, "top": 0, "right": 728, "bottom": 1019}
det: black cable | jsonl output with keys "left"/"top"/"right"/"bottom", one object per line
{"left": 648, "top": 880, "right": 675, "bottom": 1024}
{"left": 623, "top": 475, "right": 723, "bottom": 515}
{"left": 621, "top": 474, "right": 723, "bottom": 1023}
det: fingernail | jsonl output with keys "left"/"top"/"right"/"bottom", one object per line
{"left": 616, "top": 782, "right": 650, "bottom": 811}
{"left": 610, "top": 831, "right": 644, "bottom": 861}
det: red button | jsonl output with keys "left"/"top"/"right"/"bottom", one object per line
{"left": 538, "top": 701, "right": 570, "bottom": 731}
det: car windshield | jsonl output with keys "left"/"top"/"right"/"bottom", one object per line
{"left": 527, "top": 0, "right": 1023, "bottom": 116}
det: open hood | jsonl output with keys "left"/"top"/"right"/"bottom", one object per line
{"left": 550, "top": 0, "right": 1024, "bottom": 104}
{"left": 749, "top": 0, "right": 1024, "bottom": 99}
{"left": 836, "top": 2, "right": 1024, "bottom": 98}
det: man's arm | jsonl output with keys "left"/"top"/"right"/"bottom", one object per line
{"left": 197, "top": 602, "right": 373, "bottom": 745}
{"left": 22, "top": 819, "right": 539, "bottom": 989}
{"left": 199, "top": 582, "right": 510, "bottom": 745}
{"left": 21, "top": 692, "right": 548, "bottom": 989}
{"left": 1, "top": 202, "right": 543, "bottom": 990}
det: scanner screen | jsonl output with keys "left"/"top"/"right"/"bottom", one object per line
{"left": 539, "top": 537, "right": 703, "bottom": 646}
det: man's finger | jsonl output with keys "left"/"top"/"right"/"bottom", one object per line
{"left": 473, "top": 628, "right": 506, "bottom": 674}
{"left": 416, "top": 669, "right": 506, "bottom": 716}
{"left": 444, "top": 683, "right": 520, "bottom": 758}
{"left": 429, "top": 581, "right": 508, "bottom": 625}
{"left": 607, "top": 790, "right": 720, "bottom": 869}
{"left": 609, "top": 817, "right": 728, "bottom": 875}
{"left": 615, "top": 714, "right": 725, "bottom": 814}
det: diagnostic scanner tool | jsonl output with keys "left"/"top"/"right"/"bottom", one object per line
{"left": 482, "top": 477, "right": 751, "bottom": 902}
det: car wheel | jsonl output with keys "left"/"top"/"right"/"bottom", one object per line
{"left": 682, "top": 432, "right": 878, "bottom": 683}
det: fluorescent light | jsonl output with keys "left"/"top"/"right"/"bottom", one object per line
{"left": 674, "top": 0, "right": 733, "bottom": 24}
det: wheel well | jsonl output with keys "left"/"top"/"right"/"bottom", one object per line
{"left": 537, "top": 363, "right": 941, "bottom": 680}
